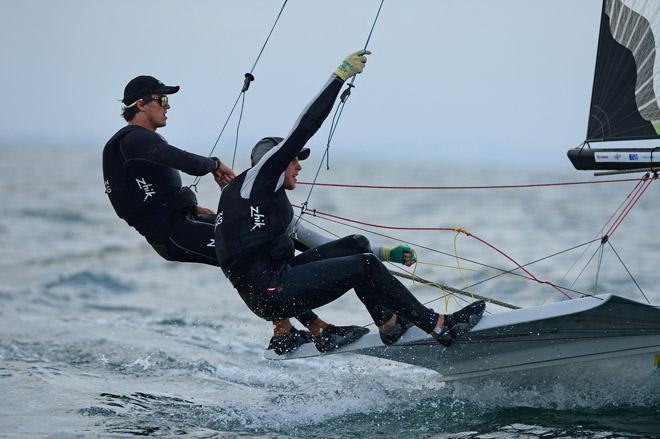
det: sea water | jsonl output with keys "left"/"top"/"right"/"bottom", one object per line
{"left": 1, "top": 145, "right": 660, "bottom": 438}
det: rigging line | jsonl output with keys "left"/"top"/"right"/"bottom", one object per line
{"left": 410, "top": 259, "right": 463, "bottom": 310}
{"left": 606, "top": 175, "right": 655, "bottom": 238}
{"left": 559, "top": 238, "right": 598, "bottom": 287}
{"left": 569, "top": 242, "right": 603, "bottom": 291}
{"left": 459, "top": 259, "right": 594, "bottom": 300}
{"left": 302, "top": 217, "right": 492, "bottom": 306}
{"left": 604, "top": 175, "right": 649, "bottom": 236}
{"left": 301, "top": 215, "right": 511, "bottom": 309}
{"left": 293, "top": 76, "right": 353, "bottom": 228}
{"left": 303, "top": 210, "right": 598, "bottom": 293}
{"left": 190, "top": 90, "right": 243, "bottom": 190}
{"left": 466, "top": 232, "right": 572, "bottom": 299}
{"left": 324, "top": 97, "right": 349, "bottom": 169}
{"left": 388, "top": 269, "right": 520, "bottom": 310}
{"left": 299, "top": 207, "right": 598, "bottom": 298}
{"left": 190, "top": 0, "right": 289, "bottom": 189}
{"left": 594, "top": 244, "right": 605, "bottom": 294}
{"left": 360, "top": 266, "right": 512, "bottom": 330}
{"left": 294, "top": 204, "right": 459, "bottom": 231}
{"left": 300, "top": 216, "right": 517, "bottom": 314}
{"left": 294, "top": 102, "right": 345, "bottom": 228}
{"left": 607, "top": 240, "right": 650, "bottom": 304}
{"left": 417, "top": 261, "right": 506, "bottom": 275}
{"left": 300, "top": 217, "right": 479, "bottom": 306}
{"left": 387, "top": 262, "right": 512, "bottom": 312}
{"left": 231, "top": 92, "right": 247, "bottom": 169}
{"left": 248, "top": 0, "right": 289, "bottom": 75}
{"left": 362, "top": 0, "right": 385, "bottom": 51}
{"left": 560, "top": 177, "right": 647, "bottom": 284}
{"left": 295, "top": 177, "right": 644, "bottom": 190}
{"left": 453, "top": 230, "right": 472, "bottom": 296}
{"left": 293, "top": 0, "right": 385, "bottom": 230}
{"left": 296, "top": 204, "right": 572, "bottom": 298}
{"left": 360, "top": 268, "right": 502, "bottom": 331}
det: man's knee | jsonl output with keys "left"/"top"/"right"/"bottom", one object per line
{"left": 347, "top": 234, "right": 371, "bottom": 253}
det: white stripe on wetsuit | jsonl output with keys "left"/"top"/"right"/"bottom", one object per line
{"left": 240, "top": 76, "right": 338, "bottom": 199}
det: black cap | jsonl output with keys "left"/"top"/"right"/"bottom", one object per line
{"left": 250, "top": 137, "right": 310, "bottom": 166}
{"left": 122, "top": 75, "right": 180, "bottom": 106}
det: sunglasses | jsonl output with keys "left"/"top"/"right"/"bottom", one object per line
{"left": 142, "top": 95, "right": 169, "bottom": 107}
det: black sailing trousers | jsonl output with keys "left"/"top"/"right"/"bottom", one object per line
{"left": 242, "top": 235, "right": 440, "bottom": 333}
{"left": 149, "top": 211, "right": 320, "bottom": 326}
{"left": 147, "top": 212, "right": 219, "bottom": 266}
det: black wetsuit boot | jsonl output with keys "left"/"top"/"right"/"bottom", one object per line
{"left": 267, "top": 327, "right": 313, "bottom": 355}
{"left": 433, "top": 300, "right": 486, "bottom": 347}
{"left": 379, "top": 315, "right": 414, "bottom": 346}
{"left": 313, "top": 325, "right": 369, "bottom": 353}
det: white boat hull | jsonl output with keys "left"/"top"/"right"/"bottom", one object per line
{"left": 265, "top": 294, "right": 660, "bottom": 383}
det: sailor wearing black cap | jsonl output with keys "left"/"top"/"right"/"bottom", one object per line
{"left": 103, "top": 75, "right": 236, "bottom": 266}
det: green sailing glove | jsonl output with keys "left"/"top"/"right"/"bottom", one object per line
{"left": 334, "top": 50, "right": 371, "bottom": 81}
{"left": 383, "top": 245, "right": 417, "bottom": 265}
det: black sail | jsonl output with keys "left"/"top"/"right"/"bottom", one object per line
{"left": 570, "top": 0, "right": 660, "bottom": 171}
{"left": 588, "top": 0, "right": 660, "bottom": 142}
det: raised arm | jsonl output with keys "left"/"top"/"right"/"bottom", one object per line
{"left": 242, "top": 50, "right": 371, "bottom": 198}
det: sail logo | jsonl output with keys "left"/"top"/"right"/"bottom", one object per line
{"left": 207, "top": 239, "right": 215, "bottom": 248}
{"left": 629, "top": 154, "right": 639, "bottom": 161}
{"left": 104, "top": 179, "right": 112, "bottom": 194}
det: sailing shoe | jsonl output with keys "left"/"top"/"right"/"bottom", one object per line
{"left": 313, "top": 324, "right": 369, "bottom": 353}
{"left": 267, "top": 327, "right": 313, "bottom": 355}
{"left": 432, "top": 300, "right": 486, "bottom": 347}
{"left": 379, "top": 315, "right": 414, "bottom": 346}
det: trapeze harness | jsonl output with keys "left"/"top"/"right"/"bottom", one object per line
{"left": 103, "top": 125, "right": 219, "bottom": 266}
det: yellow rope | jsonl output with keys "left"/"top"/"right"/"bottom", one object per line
{"left": 415, "top": 261, "right": 483, "bottom": 273}
{"left": 410, "top": 260, "right": 455, "bottom": 311}
{"left": 453, "top": 227, "right": 474, "bottom": 301}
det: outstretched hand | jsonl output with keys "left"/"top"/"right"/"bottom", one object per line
{"left": 213, "top": 161, "right": 236, "bottom": 188}
{"left": 334, "top": 49, "right": 372, "bottom": 81}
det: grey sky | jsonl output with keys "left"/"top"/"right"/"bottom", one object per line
{"left": 2, "top": 0, "right": 614, "bottom": 169}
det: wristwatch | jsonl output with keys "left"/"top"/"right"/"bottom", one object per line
{"left": 211, "top": 157, "right": 221, "bottom": 172}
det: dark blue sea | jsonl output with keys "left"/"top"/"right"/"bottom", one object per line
{"left": 2, "top": 146, "right": 659, "bottom": 438}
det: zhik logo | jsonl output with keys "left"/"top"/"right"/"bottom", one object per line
{"left": 135, "top": 178, "right": 156, "bottom": 201}
{"left": 250, "top": 206, "right": 266, "bottom": 231}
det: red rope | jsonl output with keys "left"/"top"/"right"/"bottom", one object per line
{"left": 296, "top": 177, "right": 642, "bottom": 191}
{"left": 465, "top": 232, "right": 572, "bottom": 299}
{"left": 294, "top": 204, "right": 572, "bottom": 299}
{"left": 605, "top": 176, "right": 655, "bottom": 239}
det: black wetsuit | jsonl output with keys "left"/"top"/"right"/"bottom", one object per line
{"left": 215, "top": 75, "right": 440, "bottom": 333}
{"left": 103, "top": 125, "right": 218, "bottom": 266}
